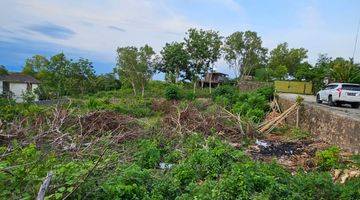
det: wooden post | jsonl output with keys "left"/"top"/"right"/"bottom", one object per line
{"left": 37, "top": 172, "right": 53, "bottom": 200}
{"left": 296, "top": 107, "right": 300, "bottom": 128}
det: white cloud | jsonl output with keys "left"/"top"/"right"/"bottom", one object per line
{"left": 0, "top": 0, "right": 197, "bottom": 62}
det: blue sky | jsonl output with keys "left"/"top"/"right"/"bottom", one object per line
{"left": 1, "top": 0, "right": 360, "bottom": 77}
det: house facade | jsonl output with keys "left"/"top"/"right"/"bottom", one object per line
{"left": 0, "top": 73, "right": 40, "bottom": 103}
{"left": 199, "top": 72, "right": 228, "bottom": 87}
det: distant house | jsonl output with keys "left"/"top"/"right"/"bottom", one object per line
{"left": 0, "top": 73, "right": 40, "bottom": 102}
{"left": 199, "top": 72, "right": 228, "bottom": 87}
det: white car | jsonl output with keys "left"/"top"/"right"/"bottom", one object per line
{"left": 316, "top": 83, "right": 360, "bottom": 108}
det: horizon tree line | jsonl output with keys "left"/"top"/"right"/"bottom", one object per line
{"left": 1, "top": 28, "right": 360, "bottom": 99}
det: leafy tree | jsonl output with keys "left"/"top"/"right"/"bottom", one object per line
{"left": 159, "top": 42, "right": 190, "bottom": 83}
{"left": 331, "top": 57, "right": 360, "bottom": 83}
{"left": 23, "top": 54, "right": 98, "bottom": 98}
{"left": 22, "top": 55, "right": 50, "bottom": 78}
{"left": 271, "top": 65, "right": 288, "bottom": 80}
{"left": 95, "top": 72, "right": 121, "bottom": 91}
{"left": 138, "top": 45, "right": 156, "bottom": 96}
{"left": 67, "top": 58, "right": 96, "bottom": 95}
{"left": 0, "top": 65, "right": 8, "bottom": 75}
{"left": 185, "top": 28, "right": 222, "bottom": 93}
{"left": 223, "top": 31, "right": 267, "bottom": 81}
{"left": 116, "top": 45, "right": 156, "bottom": 97}
{"left": 294, "top": 62, "right": 314, "bottom": 81}
{"left": 268, "top": 42, "right": 308, "bottom": 76}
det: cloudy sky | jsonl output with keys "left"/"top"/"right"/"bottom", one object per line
{"left": 1, "top": 0, "right": 360, "bottom": 77}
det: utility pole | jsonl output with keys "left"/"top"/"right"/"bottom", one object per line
{"left": 352, "top": 18, "right": 360, "bottom": 61}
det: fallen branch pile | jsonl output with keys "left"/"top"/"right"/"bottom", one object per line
{"left": 162, "top": 103, "right": 248, "bottom": 142}
{"left": 258, "top": 96, "right": 303, "bottom": 134}
{"left": 0, "top": 108, "right": 143, "bottom": 153}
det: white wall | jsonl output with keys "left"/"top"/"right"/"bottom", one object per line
{"left": 0, "top": 81, "right": 3, "bottom": 94}
{"left": 9, "top": 83, "right": 39, "bottom": 103}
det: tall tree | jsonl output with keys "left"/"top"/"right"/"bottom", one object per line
{"left": 185, "top": 28, "right": 222, "bottom": 92}
{"left": 268, "top": 42, "right": 308, "bottom": 76}
{"left": 116, "top": 45, "right": 156, "bottom": 97}
{"left": 138, "top": 45, "right": 156, "bottom": 97}
{"left": 223, "top": 31, "right": 267, "bottom": 81}
{"left": 159, "top": 42, "right": 190, "bottom": 83}
{"left": 331, "top": 57, "right": 360, "bottom": 83}
{"left": 22, "top": 55, "right": 49, "bottom": 77}
{"left": 68, "top": 58, "right": 96, "bottom": 95}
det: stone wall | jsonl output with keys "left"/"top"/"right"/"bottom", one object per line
{"left": 238, "top": 81, "right": 273, "bottom": 92}
{"left": 278, "top": 97, "right": 360, "bottom": 153}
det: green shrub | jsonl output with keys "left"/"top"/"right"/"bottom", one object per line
{"left": 232, "top": 102, "right": 250, "bottom": 115}
{"left": 85, "top": 98, "right": 107, "bottom": 110}
{"left": 246, "top": 108, "right": 265, "bottom": 123}
{"left": 165, "top": 84, "right": 182, "bottom": 100}
{"left": 101, "top": 164, "right": 151, "bottom": 199}
{"left": 183, "top": 91, "right": 196, "bottom": 101}
{"left": 214, "top": 96, "right": 230, "bottom": 108}
{"left": 316, "top": 146, "right": 341, "bottom": 171}
{"left": 135, "top": 140, "right": 162, "bottom": 169}
{"left": 212, "top": 85, "right": 236, "bottom": 100}
{"left": 256, "top": 86, "right": 274, "bottom": 100}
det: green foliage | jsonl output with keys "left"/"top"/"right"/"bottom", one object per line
{"left": 211, "top": 85, "right": 273, "bottom": 123}
{"left": 21, "top": 89, "right": 36, "bottom": 103}
{"left": 159, "top": 42, "right": 190, "bottom": 83}
{"left": 0, "top": 98, "right": 46, "bottom": 121}
{"left": 268, "top": 42, "right": 308, "bottom": 76}
{"left": 185, "top": 28, "right": 222, "bottom": 83}
{"left": 223, "top": 31, "right": 267, "bottom": 78}
{"left": 316, "top": 146, "right": 341, "bottom": 171}
{"left": 116, "top": 45, "right": 156, "bottom": 97}
{"left": 1, "top": 133, "right": 359, "bottom": 199}
{"left": 165, "top": 84, "right": 182, "bottom": 100}
{"left": 0, "top": 65, "right": 8, "bottom": 75}
{"left": 212, "top": 85, "right": 236, "bottom": 101}
{"left": 135, "top": 140, "right": 162, "bottom": 169}
{"left": 101, "top": 164, "right": 151, "bottom": 199}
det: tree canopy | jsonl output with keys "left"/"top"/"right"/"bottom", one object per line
{"left": 268, "top": 42, "right": 308, "bottom": 76}
{"left": 223, "top": 31, "right": 267, "bottom": 79}
{"left": 116, "top": 45, "right": 156, "bottom": 96}
{"left": 159, "top": 42, "right": 190, "bottom": 83}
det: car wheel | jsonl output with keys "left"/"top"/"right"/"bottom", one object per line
{"left": 316, "top": 94, "right": 322, "bottom": 104}
{"left": 351, "top": 103, "right": 360, "bottom": 108}
{"left": 328, "top": 95, "right": 335, "bottom": 106}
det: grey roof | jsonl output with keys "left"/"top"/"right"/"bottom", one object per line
{"left": 0, "top": 73, "right": 40, "bottom": 84}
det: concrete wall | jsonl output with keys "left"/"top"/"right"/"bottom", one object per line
{"left": 238, "top": 81, "right": 273, "bottom": 92}
{"left": 7, "top": 83, "right": 39, "bottom": 103}
{"left": 278, "top": 97, "right": 360, "bottom": 153}
{"left": 0, "top": 81, "right": 2, "bottom": 94}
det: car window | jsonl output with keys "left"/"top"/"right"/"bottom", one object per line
{"left": 325, "top": 85, "right": 337, "bottom": 90}
{"left": 342, "top": 84, "right": 360, "bottom": 91}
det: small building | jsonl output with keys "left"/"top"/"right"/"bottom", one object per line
{"left": 199, "top": 72, "right": 228, "bottom": 88}
{"left": 0, "top": 73, "right": 40, "bottom": 102}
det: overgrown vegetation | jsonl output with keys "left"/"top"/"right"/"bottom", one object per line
{"left": 1, "top": 82, "right": 359, "bottom": 199}
{"left": 1, "top": 25, "right": 360, "bottom": 199}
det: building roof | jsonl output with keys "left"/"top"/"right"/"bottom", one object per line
{"left": 207, "top": 72, "right": 228, "bottom": 76}
{"left": 0, "top": 73, "right": 40, "bottom": 84}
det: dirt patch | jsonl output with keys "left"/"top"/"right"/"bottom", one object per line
{"left": 247, "top": 134, "right": 330, "bottom": 171}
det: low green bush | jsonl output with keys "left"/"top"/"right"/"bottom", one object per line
{"left": 135, "top": 140, "right": 162, "bottom": 169}
{"left": 316, "top": 146, "right": 341, "bottom": 171}
{"left": 165, "top": 84, "right": 182, "bottom": 100}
